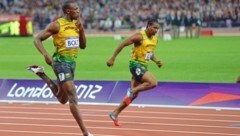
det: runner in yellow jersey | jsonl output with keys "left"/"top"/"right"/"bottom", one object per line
{"left": 26, "top": 1, "right": 93, "bottom": 136}
{"left": 106, "top": 19, "right": 162, "bottom": 126}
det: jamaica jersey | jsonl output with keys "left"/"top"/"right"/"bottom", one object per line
{"left": 52, "top": 18, "right": 79, "bottom": 62}
{"left": 130, "top": 30, "right": 158, "bottom": 65}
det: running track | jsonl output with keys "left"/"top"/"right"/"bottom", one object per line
{"left": 0, "top": 103, "right": 240, "bottom": 136}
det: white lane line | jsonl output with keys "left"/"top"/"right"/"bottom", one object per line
{"left": 0, "top": 111, "right": 240, "bottom": 123}
{"left": 0, "top": 106, "right": 239, "bottom": 117}
{"left": 1, "top": 100, "right": 240, "bottom": 111}
{"left": 0, "top": 117, "right": 239, "bottom": 129}
{"left": 0, "top": 129, "right": 120, "bottom": 136}
{"left": 0, "top": 123, "right": 239, "bottom": 136}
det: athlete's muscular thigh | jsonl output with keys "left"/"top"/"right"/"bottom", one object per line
{"left": 141, "top": 71, "right": 157, "bottom": 86}
{"left": 60, "top": 80, "right": 77, "bottom": 103}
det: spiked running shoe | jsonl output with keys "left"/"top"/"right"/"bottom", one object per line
{"left": 26, "top": 65, "right": 44, "bottom": 74}
{"left": 109, "top": 112, "right": 120, "bottom": 126}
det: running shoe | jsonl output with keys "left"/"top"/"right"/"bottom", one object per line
{"left": 109, "top": 112, "right": 120, "bottom": 126}
{"left": 26, "top": 65, "right": 44, "bottom": 74}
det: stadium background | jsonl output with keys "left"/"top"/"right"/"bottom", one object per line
{"left": 0, "top": 1, "right": 240, "bottom": 136}
{"left": 0, "top": 0, "right": 240, "bottom": 83}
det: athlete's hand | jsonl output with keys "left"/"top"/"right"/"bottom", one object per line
{"left": 236, "top": 76, "right": 240, "bottom": 83}
{"left": 76, "top": 15, "right": 83, "bottom": 31}
{"left": 106, "top": 58, "right": 114, "bottom": 67}
{"left": 155, "top": 60, "right": 162, "bottom": 68}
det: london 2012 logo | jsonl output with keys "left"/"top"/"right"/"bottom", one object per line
{"left": 6, "top": 83, "right": 102, "bottom": 100}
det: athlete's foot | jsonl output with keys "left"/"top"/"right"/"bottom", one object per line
{"left": 109, "top": 112, "right": 120, "bottom": 126}
{"left": 26, "top": 65, "right": 44, "bottom": 74}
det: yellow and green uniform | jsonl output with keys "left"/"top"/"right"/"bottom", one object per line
{"left": 52, "top": 18, "right": 79, "bottom": 63}
{"left": 130, "top": 30, "right": 158, "bottom": 65}
{"left": 129, "top": 30, "right": 158, "bottom": 82}
{"left": 52, "top": 18, "right": 80, "bottom": 82}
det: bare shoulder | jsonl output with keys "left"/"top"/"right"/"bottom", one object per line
{"left": 45, "top": 21, "right": 60, "bottom": 34}
{"left": 129, "top": 32, "right": 143, "bottom": 43}
{"left": 36, "top": 21, "right": 60, "bottom": 40}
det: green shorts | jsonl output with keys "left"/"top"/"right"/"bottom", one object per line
{"left": 129, "top": 60, "right": 148, "bottom": 83}
{"left": 53, "top": 61, "right": 76, "bottom": 83}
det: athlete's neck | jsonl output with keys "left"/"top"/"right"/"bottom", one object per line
{"left": 63, "top": 16, "right": 74, "bottom": 22}
{"left": 145, "top": 30, "right": 152, "bottom": 39}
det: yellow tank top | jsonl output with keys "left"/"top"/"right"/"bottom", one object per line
{"left": 52, "top": 18, "right": 79, "bottom": 62}
{"left": 130, "top": 30, "right": 158, "bottom": 64}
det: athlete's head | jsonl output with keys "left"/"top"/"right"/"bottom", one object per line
{"left": 62, "top": 0, "right": 79, "bottom": 20}
{"left": 146, "top": 19, "right": 159, "bottom": 36}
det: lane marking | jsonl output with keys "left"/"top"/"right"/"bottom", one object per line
{"left": 0, "top": 117, "right": 240, "bottom": 129}
{"left": 0, "top": 106, "right": 239, "bottom": 117}
{"left": 0, "top": 129, "right": 120, "bottom": 136}
{"left": 0, "top": 111, "right": 240, "bottom": 122}
{"left": 0, "top": 123, "right": 239, "bottom": 136}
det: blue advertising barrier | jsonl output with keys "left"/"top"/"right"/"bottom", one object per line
{"left": 0, "top": 79, "right": 240, "bottom": 109}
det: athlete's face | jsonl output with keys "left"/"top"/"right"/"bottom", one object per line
{"left": 66, "top": 3, "right": 80, "bottom": 20}
{"left": 148, "top": 23, "right": 159, "bottom": 36}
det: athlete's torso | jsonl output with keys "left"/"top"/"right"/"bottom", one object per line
{"left": 52, "top": 18, "right": 79, "bottom": 62}
{"left": 130, "top": 30, "right": 158, "bottom": 64}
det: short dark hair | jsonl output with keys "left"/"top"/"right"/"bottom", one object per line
{"left": 62, "top": 0, "right": 76, "bottom": 13}
{"left": 146, "top": 19, "right": 158, "bottom": 28}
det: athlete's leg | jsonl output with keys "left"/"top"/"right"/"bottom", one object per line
{"left": 27, "top": 65, "right": 68, "bottom": 104}
{"left": 51, "top": 61, "right": 91, "bottom": 135}
{"left": 109, "top": 62, "right": 158, "bottom": 126}
{"left": 111, "top": 79, "right": 140, "bottom": 115}
{"left": 109, "top": 72, "right": 157, "bottom": 126}
{"left": 109, "top": 79, "right": 139, "bottom": 126}
{"left": 130, "top": 71, "right": 157, "bottom": 94}
{"left": 60, "top": 80, "right": 89, "bottom": 136}
{"left": 37, "top": 73, "right": 68, "bottom": 104}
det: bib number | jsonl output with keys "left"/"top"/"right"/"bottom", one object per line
{"left": 145, "top": 52, "right": 153, "bottom": 60}
{"left": 66, "top": 37, "right": 79, "bottom": 48}
{"left": 58, "top": 73, "right": 65, "bottom": 81}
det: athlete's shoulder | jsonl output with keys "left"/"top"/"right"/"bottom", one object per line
{"left": 129, "top": 32, "right": 143, "bottom": 43}
{"left": 132, "top": 31, "right": 143, "bottom": 39}
{"left": 45, "top": 20, "right": 60, "bottom": 34}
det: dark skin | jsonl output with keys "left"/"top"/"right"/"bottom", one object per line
{"left": 237, "top": 76, "right": 240, "bottom": 83}
{"left": 106, "top": 22, "right": 162, "bottom": 121}
{"left": 33, "top": 2, "right": 90, "bottom": 136}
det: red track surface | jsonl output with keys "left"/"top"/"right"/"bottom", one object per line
{"left": 0, "top": 103, "right": 240, "bottom": 136}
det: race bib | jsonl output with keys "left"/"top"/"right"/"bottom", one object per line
{"left": 65, "top": 37, "right": 79, "bottom": 48}
{"left": 145, "top": 52, "right": 153, "bottom": 60}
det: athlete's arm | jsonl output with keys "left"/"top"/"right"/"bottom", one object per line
{"left": 76, "top": 16, "right": 86, "bottom": 49}
{"left": 151, "top": 53, "right": 162, "bottom": 68}
{"left": 34, "top": 21, "right": 59, "bottom": 66}
{"left": 107, "top": 33, "right": 142, "bottom": 67}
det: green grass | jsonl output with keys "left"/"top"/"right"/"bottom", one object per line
{"left": 0, "top": 36, "right": 239, "bottom": 83}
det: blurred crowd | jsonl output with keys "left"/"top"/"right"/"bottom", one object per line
{"left": 0, "top": 0, "right": 240, "bottom": 32}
